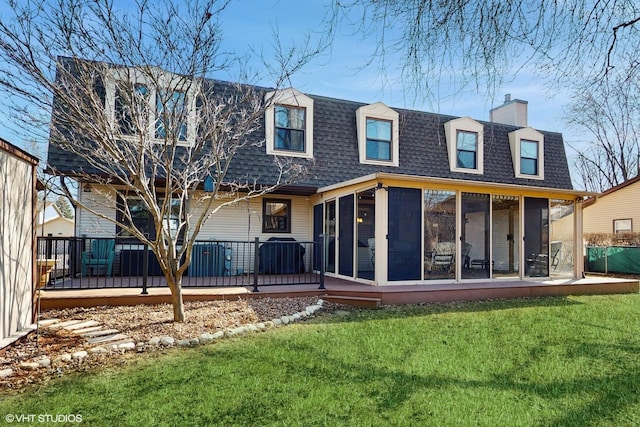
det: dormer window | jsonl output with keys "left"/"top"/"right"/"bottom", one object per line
{"left": 509, "top": 127, "right": 544, "bottom": 180}
{"left": 520, "top": 139, "right": 539, "bottom": 175}
{"left": 356, "top": 102, "right": 399, "bottom": 166}
{"left": 444, "top": 117, "right": 484, "bottom": 174}
{"left": 106, "top": 68, "right": 197, "bottom": 146}
{"left": 366, "top": 118, "right": 392, "bottom": 160}
{"left": 265, "top": 88, "right": 314, "bottom": 159}
{"left": 456, "top": 130, "right": 478, "bottom": 169}
{"left": 275, "top": 105, "right": 306, "bottom": 152}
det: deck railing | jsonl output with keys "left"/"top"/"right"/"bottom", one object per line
{"left": 37, "top": 236, "right": 325, "bottom": 292}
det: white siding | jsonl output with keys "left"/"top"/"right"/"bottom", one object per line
{"left": 76, "top": 186, "right": 117, "bottom": 237}
{"left": 0, "top": 148, "right": 34, "bottom": 340}
{"left": 584, "top": 181, "right": 640, "bottom": 234}
{"left": 194, "top": 195, "right": 312, "bottom": 242}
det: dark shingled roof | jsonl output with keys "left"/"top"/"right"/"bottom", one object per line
{"left": 47, "top": 73, "right": 574, "bottom": 192}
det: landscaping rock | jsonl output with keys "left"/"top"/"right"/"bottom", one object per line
{"left": 54, "top": 353, "right": 72, "bottom": 363}
{"left": 212, "top": 331, "right": 224, "bottom": 340}
{"left": 256, "top": 322, "right": 266, "bottom": 330}
{"left": 281, "top": 316, "right": 290, "bottom": 325}
{"left": 148, "top": 337, "right": 161, "bottom": 346}
{"left": 0, "top": 368, "right": 13, "bottom": 378}
{"left": 72, "top": 350, "right": 88, "bottom": 360}
{"left": 247, "top": 324, "right": 259, "bottom": 333}
{"left": 118, "top": 342, "right": 136, "bottom": 350}
{"left": 160, "top": 336, "right": 175, "bottom": 346}
{"left": 20, "top": 362, "right": 40, "bottom": 371}
{"left": 90, "top": 346, "right": 108, "bottom": 354}
{"left": 37, "top": 358, "right": 51, "bottom": 367}
{"left": 176, "top": 339, "right": 192, "bottom": 347}
{"left": 199, "top": 333, "right": 214, "bottom": 343}
{"left": 264, "top": 321, "right": 275, "bottom": 328}
{"left": 273, "top": 318, "right": 282, "bottom": 326}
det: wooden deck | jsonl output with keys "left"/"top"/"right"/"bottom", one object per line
{"left": 37, "top": 275, "right": 640, "bottom": 310}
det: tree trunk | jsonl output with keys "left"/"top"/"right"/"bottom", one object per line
{"left": 167, "top": 275, "right": 185, "bottom": 322}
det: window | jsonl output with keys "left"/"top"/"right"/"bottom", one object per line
{"left": 520, "top": 139, "right": 539, "bottom": 175}
{"left": 156, "top": 90, "right": 188, "bottom": 141}
{"left": 508, "top": 127, "right": 545, "bottom": 179}
{"left": 115, "top": 84, "right": 149, "bottom": 136}
{"left": 443, "top": 117, "right": 484, "bottom": 174}
{"left": 614, "top": 219, "right": 632, "bottom": 234}
{"left": 263, "top": 199, "right": 291, "bottom": 233}
{"left": 275, "top": 105, "right": 306, "bottom": 152}
{"left": 356, "top": 102, "right": 399, "bottom": 166}
{"left": 117, "top": 195, "right": 182, "bottom": 241}
{"left": 265, "top": 88, "right": 314, "bottom": 158}
{"left": 106, "top": 68, "right": 197, "bottom": 146}
{"left": 366, "top": 118, "right": 392, "bottom": 160}
{"left": 456, "top": 131, "right": 478, "bottom": 169}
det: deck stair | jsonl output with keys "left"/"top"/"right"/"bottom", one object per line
{"left": 323, "top": 295, "right": 382, "bottom": 308}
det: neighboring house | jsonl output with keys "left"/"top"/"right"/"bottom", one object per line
{"left": 0, "top": 138, "right": 38, "bottom": 341}
{"left": 46, "top": 58, "right": 588, "bottom": 286}
{"left": 37, "top": 202, "right": 75, "bottom": 237}
{"left": 583, "top": 175, "right": 640, "bottom": 235}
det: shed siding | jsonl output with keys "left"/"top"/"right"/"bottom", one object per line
{"left": 0, "top": 148, "right": 34, "bottom": 340}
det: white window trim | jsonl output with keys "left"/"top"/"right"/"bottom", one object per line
{"left": 508, "top": 127, "right": 545, "bottom": 180}
{"left": 265, "top": 88, "right": 314, "bottom": 159}
{"left": 355, "top": 102, "right": 399, "bottom": 167}
{"left": 104, "top": 67, "right": 198, "bottom": 147}
{"left": 613, "top": 218, "right": 632, "bottom": 234}
{"left": 443, "top": 117, "right": 484, "bottom": 175}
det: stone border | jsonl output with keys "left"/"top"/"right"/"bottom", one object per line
{"left": 7, "top": 299, "right": 326, "bottom": 378}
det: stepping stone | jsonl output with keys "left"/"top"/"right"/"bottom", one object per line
{"left": 47, "top": 319, "right": 83, "bottom": 329}
{"left": 38, "top": 318, "right": 60, "bottom": 327}
{"left": 88, "top": 333, "right": 128, "bottom": 344}
{"left": 63, "top": 320, "right": 101, "bottom": 331}
{"left": 73, "top": 326, "right": 104, "bottom": 334}
{"left": 80, "top": 329, "right": 120, "bottom": 338}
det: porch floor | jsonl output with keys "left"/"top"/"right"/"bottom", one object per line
{"left": 37, "top": 275, "right": 640, "bottom": 310}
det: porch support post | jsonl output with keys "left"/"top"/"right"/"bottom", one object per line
{"left": 574, "top": 198, "right": 585, "bottom": 279}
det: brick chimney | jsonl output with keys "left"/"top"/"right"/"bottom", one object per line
{"left": 490, "top": 94, "right": 528, "bottom": 127}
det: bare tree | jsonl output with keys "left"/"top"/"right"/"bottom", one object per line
{"left": 566, "top": 74, "right": 640, "bottom": 192}
{"left": 0, "top": 0, "right": 321, "bottom": 321}
{"left": 327, "top": 0, "right": 640, "bottom": 99}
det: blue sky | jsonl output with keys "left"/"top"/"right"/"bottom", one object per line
{"left": 0, "top": 0, "right": 584, "bottom": 167}
{"left": 217, "top": 1, "right": 579, "bottom": 133}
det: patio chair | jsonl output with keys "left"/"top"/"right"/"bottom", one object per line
{"left": 430, "top": 242, "right": 456, "bottom": 272}
{"left": 81, "top": 239, "right": 115, "bottom": 277}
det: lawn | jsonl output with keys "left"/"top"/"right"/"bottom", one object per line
{"left": 2, "top": 294, "right": 640, "bottom": 426}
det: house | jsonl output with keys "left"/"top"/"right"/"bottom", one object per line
{"left": 0, "top": 138, "right": 38, "bottom": 342}
{"left": 37, "top": 201, "right": 75, "bottom": 237}
{"left": 582, "top": 176, "right": 640, "bottom": 275}
{"left": 46, "top": 58, "right": 589, "bottom": 287}
{"left": 583, "top": 175, "right": 640, "bottom": 236}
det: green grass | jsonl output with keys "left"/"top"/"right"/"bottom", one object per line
{"left": 2, "top": 294, "right": 640, "bottom": 426}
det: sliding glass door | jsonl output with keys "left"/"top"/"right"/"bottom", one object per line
{"left": 492, "top": 195, "right": 520, "bottom": 278}
{"left": 461, "top": 193, "right": 490, "bottom": 279}
{"left": 524, "top": 197, "right": 549, "bottom": 277}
